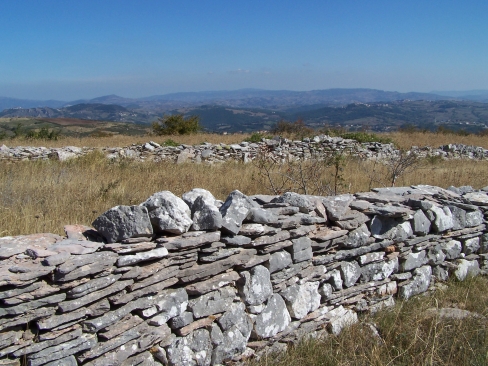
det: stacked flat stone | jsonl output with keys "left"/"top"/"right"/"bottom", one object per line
{"left": 1, "top": 136, "right": 488, "bottom": 164}
{"left": 0, "top": 185, "right": 487, "bottom": 365}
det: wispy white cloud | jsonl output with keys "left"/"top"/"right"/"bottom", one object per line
{"left": 229, "top": 68, "right": 250, "bottom": 74}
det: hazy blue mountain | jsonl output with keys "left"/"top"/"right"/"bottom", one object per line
{"left": 0, "top": 97, "right": 66, "bottom": 111}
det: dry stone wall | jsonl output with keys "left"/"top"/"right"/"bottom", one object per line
{"left": 1, "top": 185, "right": 488, "bottom": 365}
{"left": 1, "top": 135, "right": 488, "bottom": 163}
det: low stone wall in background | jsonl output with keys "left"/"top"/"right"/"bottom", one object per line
{"left": 1, "top": 135, "right": 488, "bottom": 163}
{"left": 0, "top": 184, "right": 488, "bottom": 365}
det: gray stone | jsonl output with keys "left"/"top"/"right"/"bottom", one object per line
{"left": 220, "top": 235, "right": 252, "bottom": 246}
{"left": 287, "top": 237, "right": 313, "bottom": 263}
{"left": 212, "top": 325, "right": 248, "bottom": 364}
{"left": 327, "top": 269, "right": 343, "bottom": 290}
{"left": 441, "top": 240, "right": 462, "bottom": 260}
{"left": 44, "top": 356, "right": 77, "bottom": 366}
{"left": 370, "top": 216, "right": 411, "bottom": 241}
{"left": 448, "top": 206, "right": 467, "bottom": 230}
{"left": 429, "top": 206, "right": 454, "bottom": 232}
{"left": 253, "top": 294, "right": 291, "bottom": 338}
{"left": 141, "top": 191, "right": 192, "bottom": 234}
{"left": 250, "top": 230, "right": 291, "bottom": 247}
{"left": 28, "top": 333, "right": 97, "bottom": 366}
{"left": 59, "top": 279, "right": 133, "bottom": 313}
{"left": 143, "top": 288, "right": 189, "bottom": 325}
{"left": 339, "top": 261, "right": 361, "bottom": 287}
{"left": 400, "top": 250, "right": 427, "bottom": 271}
{"left": 165, "top": 329, "right": 212, "bottom": 366}
{"left": 411, "top": 210, "right": 431, "bottom": 235}
{"left": 427, "top": 245, "right": 446, "bottom": 265}
{"left": 465, "top": 210, "right": 484, "bottom": 227}
{"left": 218, "top": 302, "right": 253, "bottom": 340}
{"left": 280, "top": 282, "right": 320, "bottom": 319}
{"left": 92, "top": 205, "right": 153, "bottom": 243}
{"left": 67, "top": 274, "right": 121, "bottom": 298}
{"left": 360, "top": 257, "right": 398, "bottom": 282}
{"left": 398, "top": 265, "right": 432, "bottom": 299}
{"left": 327, "top": 306, "right": 358, "bottom": 335}
{"left": 454, "top": 259, "right": 480, "bottom": 280}
{"left": 191, "top": 195, "right": 223, "bottom": 231}
{"left": 463, "top": 237, "right": 480, "bottom": 255}
{"left": 358, "top": 252, "right": 384, "bottom": 265}
{"left": 322, "top": 194, "right": 353, "bottom": 220}
{"left": 238, "top": 224, "right": 279, "bottom": 236}
{"left": 188, "top": 287, "right": 236, "bottom": 318}
{"left": 185, "top": 271, "right": 240, "bottom": 296}
{"left": 182, "top": 188, "right": 218, "bottom": 210}
{"left": 319, "top": 283, "right": 333, "bottom": 300}
{"left": 237, "top": 265, "right": 273, "bottom": 306}
{"left": 219, "top": 190, "right": 255, "bottom": 234}
{"left": 168, "top": 311, "right": 194, "bottom": 329}
{"left": 433, "top": 265, "right": 449, "bottom": 281}
{"left": 342, "top": 223, "right": 370, "bottom": 248}
{"left": 199, "top": 248, "right": 241, "bottom": 262}
{"left": 54, "top": 252, "right": 118, "bottom": 282}
{"left": 0, "top": 233, "right": 61, "bottom": 259}
{"left": 117, "top": 247, "right": 168, "bottom": 266}
{"left": 273, "top": 192, "right": 313, "bottom": 213}
{"left": 0, "top": 293, "right": 66, "bottom": 317}
{"left": 163, "top": 231, "right": 221, "bottom": 251}
{"left": 464, "top": 192, "right": 488, "bottom": 205}
{"left": 47, "top": 239, "right": 104, "bottom": 255}
{"left": 266, "top": 251, "right": 293, "bottom": 273}
{"left": 247, "top": 207, "right": 278, "bottom": 224}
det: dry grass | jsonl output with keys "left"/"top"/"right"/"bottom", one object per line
{"left": 0, "top": 149, "right": 487, "bottom": 237}
{"left": 2, "top": 133, "right": 251, "bottom": 148}
{"left": 384, "top": 131, "right": 488, "bottom": 150}
{"left": 250, "top": 276, "right": 488, "bottom": 366}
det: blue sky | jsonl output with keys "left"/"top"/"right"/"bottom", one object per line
{"left": 1, "top": 0, "right": 487, "bottom": 100}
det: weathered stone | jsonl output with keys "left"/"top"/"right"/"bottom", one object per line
{"left": 116, "top": 247, "right": 168, "bottom": 266}
{"left": 142, "top": 288, "right": 189, "bottom": 324}
{"left": 220, "top": 235, "right": 252, "bottom": 246}
{"left": 47, "top": 238, "right": 104, "bottom": 255}
{"left": 191, "top": 195, "right": 223, "bottom": 231}
{"left": 287, "top": 237, "right": 313, "bottom": 263}
{"left": 200, "top": 248, "right": 241, "bottom": 262}
{"left": 163, "top": 231, "right": 221, "bottom": 251}
{"left": 411, "top": 209, "right": 431, "bottom": 235}
{"left": 219, "top": 190, "right": 255, "bottom": 234}
{"left": 178, "top": 249, "right": 256, "bottom": 283}
{"left": 463, "top": 237, "right": 480, "bottom": 255}
{"left": 464, "top": 192, "right": 488, "bottom": 206}
{"left": 168, "top": 311, "right": 194, "bottom": 329}
{"left": 0, "top": 293, "right": 66, "bottom": 317}
{"left": 67, "top": 274, "right": 121, "bottom": 298}
{"left": 98, "top": 315, "right": 144, "bottom": 340}
{"left": 360, "top": 257, "right": 398, "bottom": 282}
{"left": 237, "top": 265, "right": 273, "bottom": 306}
{"left": 441, "top": 240, "right": 462, "bottom": 260}
{"left": 326, "top": 306, "right": 358, "bottom": 335}
{"left": 59, "top": 280, "right": 133, "bottom": 313}
{"left": 398, "top": 265, "right": 432, "bottom": 299}
{"left": 42, "top": 252, "right": 71, "bottom": 266}
{"left": 247, "top": 207, "right": 278, "bottom": 224}
{"left": 465, "top": 210, "right": 484, "bottom": 227}
{"left": 238, "top": 224, "right": 279, "bottom": 237}
{"left": 103, "top": 242, "right": 157, "bottom": 254}
{"left": 342, "top": 223, "right": 370, "bottom": 248}
{"left": 250, "top": 230, "right": 291, "bottom": 246}
{"left": 322, "top": 194, "right": 353, "bottom": 220}
{"left": 188, "top": 287, "right": 236, "bottom": 318}
{"left": 92, "top": 205, "right": 153, "bottom": 243}
{"left": 253, "top": 294, "right": 291, "bottom": 339}
{"left": 257, "top": 239, "right": 293, "bottom": 254}
{"left": 427, "top": 245, "right": 446, "bottom": 265}
{"left": 273, "top": 192, "right": 313, "bottom": 213}
{"left": 335, "top": 210, "right": 370, "bottom": 230}
{"left": 55, "top": 251, "right": 118, "bottom": 282}
{"left": 141, "top": 191, "right": 192, "bottom": 235}
{"left": 429, "top": 206, "right": 454, "bottom": 232}
{"left": 0, "top": 233, "right": 62, "bottom": 259}
{"left": 266, "top": 251, "right": 292, "bottom": 274}
{"left": 165, "top": 329, "right": 212, "bottom": 366}
{"left": 182, "top": 188, "right": 218, "bottom": 210}
{"left": 454, "top": 259, "right": 480, "bottom": 280}
{"left": 185, "top": 271, "right": 240, "bottom": 296}
{"left": 280, "top": 282, "right": 320, "bottom": 319}
{"left": 400, "top": 250, "right": 427, "bottom": 271}
{"left": 28, "top": 333, "right": 97, "bottom": 366}
{"left": 339, "top": 261, "right": 361, "bottom": 287}
{"left": 358, "top": 252, "right": 385, "bottom": 265}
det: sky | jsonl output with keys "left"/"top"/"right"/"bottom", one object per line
{"left": 1, "top": 0, "right": 488, "bottom": 100}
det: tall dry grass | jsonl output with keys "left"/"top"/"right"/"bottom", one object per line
{"left": 384, "top": 131, "right": 488, "bottom": 150}
{"left": 250, "top": 276, "right": 488, "bottom": 366}
{"left": 1, "top": 150, "right": 487, "bottom": 237}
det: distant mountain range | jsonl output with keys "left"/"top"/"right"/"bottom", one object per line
{"left": 1, "top": 88, "right": 488, "bottom": 133}
{"left": 4, "top": 87, "right": 487, "bottom": 112}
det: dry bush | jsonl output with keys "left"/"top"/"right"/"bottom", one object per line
{"left": 249, "top": 276, "right": 488, "bottom": 366}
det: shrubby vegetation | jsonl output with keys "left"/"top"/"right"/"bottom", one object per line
{"left": 152, "top": 114, "right": 201, "bottom": 135}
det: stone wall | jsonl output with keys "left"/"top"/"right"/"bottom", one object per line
{"left": 1, "top": 135, "right": 488, "bottom": 163}
{"left": 0, "top": 185, "right": 488, "bottom": 365}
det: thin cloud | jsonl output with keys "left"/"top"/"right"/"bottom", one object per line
{"left": 229, "top": 69, "right": 250, "bottom": 74}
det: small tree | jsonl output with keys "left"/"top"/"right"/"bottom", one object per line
{"left": 152, "top": 114, "right": 201, "bottom": 135}
{"left": 384, "top": 149, "right": 419, "bottom": 187}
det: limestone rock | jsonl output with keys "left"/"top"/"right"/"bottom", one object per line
{"left": 398, "top": 265, "right": 432, "bottom": 300}
{"left": 280, "top": 282, "right": 320, "bottom": 319}
{"left": 219, "top": 190, "right": 256, "bottom": 234}
{"left": 92, "top": 205, "right": 153, "bottom": 243}
{"left": 191, "top": 195, "right": 222, "bottom": 231}
{"left": 141, "top": 191, "right": 192, "bottom": 234}
{"left": 237, "top": 265, "right": 273, "bottom": 306}
{"left": 253, "top": 294, "right": 291, "bottom": 338}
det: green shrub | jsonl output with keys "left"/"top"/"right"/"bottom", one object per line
{"left": 161, "top": 138, "right": 180, "bottom": 147}
{"left": 339, "top": 131, "right": 393, "bottom": 144}
{"left": 152, "top": 114, "right": 201, "bottom": 135}
{"left": 25, "top": 127, "right": 61, "bottom": 140}
{"left": 245, "top": 133, "right": 271, "bottom": 143}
